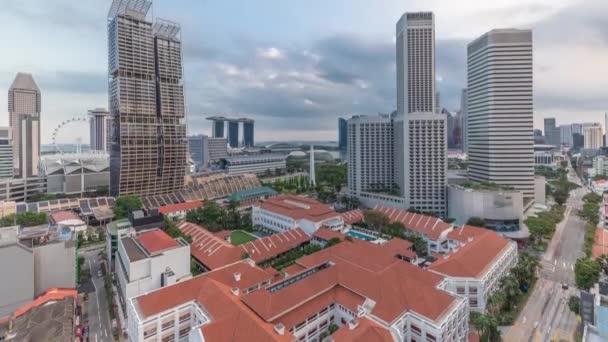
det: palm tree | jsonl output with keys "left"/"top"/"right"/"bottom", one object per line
{"left": 502, "top": 274, "right": 521, "bottom": 309}
{"left": 486, "top": 292, "right": 505, "bottom": 315}
{"left": 470, "top": 312, "right": 501, "bottom": 342}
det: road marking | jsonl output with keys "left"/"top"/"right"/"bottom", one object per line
{"left": 88, "top": 258, "right": 103, "bottom": 334}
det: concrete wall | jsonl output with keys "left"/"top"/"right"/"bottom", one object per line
{"left": 0, "top": 244, "right": 34, "bottom": 317}
{"left": 33, "top": 240, "right": 76, "bottom": 296}
{"left": 448, "top": 185, "right": 523, "bottom": 226}
{"left": 534, "top": 176, "right": 546, "bottom": 206}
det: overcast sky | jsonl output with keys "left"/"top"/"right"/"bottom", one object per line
{"left": 0, "top": 0, "right": 606, "bottom": 143}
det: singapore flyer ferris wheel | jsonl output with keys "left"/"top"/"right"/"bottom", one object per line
{"left": 51, "top": 117, "right": 88, "bottom": 154}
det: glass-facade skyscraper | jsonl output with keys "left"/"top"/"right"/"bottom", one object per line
{"left": 108, "top": 0, "right": 187, "bottom": 197}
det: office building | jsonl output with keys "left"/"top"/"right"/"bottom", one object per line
{"left": 212, "top": 120, "right": 225, "bottom": 138}
{"left": 188, "top": 135, "right": 209, "bottom": 170}
{"left": 347, "top": 114, "right": 394, "bottom": 196}
{"left": 584, "top": 123, "right": 603, "bottom": 150}
{"left": 127, "top": 240, "right": 469, "bottom": 342}
{"left": 338, "top": 117, "right": 347, "bottom": 150}
{"left": 243, "top": 120, "right": 254, "bottom": 147}
{"left": 467, "top": 29, "right": 534, "bottom": 201}
{"left": 396, "top": 12, "right": 435, "bottom": 114}
{"left": 207, "top": 137, "right": 228, "bottom": 162}
{"left": 108, "top": 0, "right": 187, "bottom": 197}
{"left": 461, "top": 89, "right": 468, "bottom": 153}
{"left": 559, "top": 124, "right": 573, "bottom": 147}
{"left": 116, "top": 228, "right": 191, "bottom": 316}
{"left": 394, "top": 112, "right": 447, "bottom": 215}
{"left": 88, "top": 108, "right": 111, "bottom": 152}
{"left": 8, "top": 73, "right": 41, "bottom": 178}
{"left": 0, "top": 128, "right": 13, "bottom": 179}
{"left": 543, "top": 118, "right": 559, "bottom": 147}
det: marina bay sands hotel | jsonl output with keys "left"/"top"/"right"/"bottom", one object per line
{"left": 206, "top": 116, "right": 255, "bottom": 148}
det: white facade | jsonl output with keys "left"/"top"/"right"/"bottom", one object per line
{"left": 394, "top": 112, "right": 447, "bottom": 216}
{"left": 0, "top": 127, "right": 13, "bottom": 179}
{"left": 584, "top": 124, "right": 603, "bottom": 150}
{"left": 251, "top": 205, "right": 343, "bottom": 236}
{"left": 396, "top": 12, "right": 435, "bottom": 115}
{"left": 116, "top": 232, "right": 191, "bottom": 317}
{"left": 89, "top": 108, "right": 111, "bottom": 152}
{"left": 222, "top": 154, "right": 286, "bottom": 176}
{"left": 593, "top": 156, "right": 608, "bottom": 177}
{"left": 460, "top": 89, "right": 468, "bottom": 154}
{"left": 447, "top": 185, "right": 524, "bottom": 226}
{"left": 347, "top": 115, "right": 394, "bottom": 196}
{"left": 434, "top": 242, "right": 518, "bottom": 313}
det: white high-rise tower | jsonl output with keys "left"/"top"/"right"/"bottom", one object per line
{"left": 467, "top": 29, "right": 534, "bottom": 201}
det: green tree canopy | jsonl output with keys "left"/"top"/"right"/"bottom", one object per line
{"left": 363, "top": 210, "right": 390, "bottom": 231}
{"left": 575, "top": 258, "right": 601, "bottom": 290}
{"left": 113, "top": 195, "right": 143, "bottom": 219}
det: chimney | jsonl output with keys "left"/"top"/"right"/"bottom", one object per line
{"left": 348, "top": 319, "right": 359, "bottom": 330}
{"left": 274, "top": 323, "right": 285, "bottom": 335}
{"left": 234, "top": 272, "right": 241, "bottom": 282}
{"left": 231, "top": 287, "right": 240, "bottom": 296}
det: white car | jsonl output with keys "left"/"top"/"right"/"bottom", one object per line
{"left": 97, "top": 270, "right": 103, "bottom": 277}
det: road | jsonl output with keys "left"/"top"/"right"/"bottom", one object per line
{"left": 80, "top": 249, "right": 113, "bottom": 342}
{"left": 505, "top": 170, "right": 587, "bottom": 342}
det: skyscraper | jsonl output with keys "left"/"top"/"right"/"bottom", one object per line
{"left": 243, "top": 120, "right": 254, "bottom": 147}
{"left": 338, "top": 118, "right": 347, "bottom": 150}
{"left": 8, "top": 73, "right": 41, "bottom": 178}
{"left": 108, "top": 0, "right": 187, "bottom": 197}
{"left": 467, "top": 29, "right": 534, "bottom": 200}
{"left": 460, "top": 89, "right": 468, "bottom": 153}
{"left": 396, "top": 12, "right": 435, "bottom": 114}
{"left": 227, "top": 121, "right": 239, "bottom": 148}
{"left": 0, "top": 127, "right": 13, "bottom": 179}
{"left": 188, "top": 134, "right": 209, "bottom": 171}
{"left": 583, "top": 123, "right": 603, "bottom": 149}
{"left": 88, "top": 108, "right": 111, "bottom": 152}
{"left": 543, "top": 118, "right": 560, "bottom": 147}
{"left": 604, "top": 113, "right": 608, "bottom": 147}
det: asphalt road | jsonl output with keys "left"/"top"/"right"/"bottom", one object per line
{"left": 505, "top": 170, "right": 587, "bottom": 341}
{"left": 80, "top": 249, "right": 113, "bottom": 342}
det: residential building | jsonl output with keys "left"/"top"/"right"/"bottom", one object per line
{"left": 429, "top": 225, "right": 518, "bottom": 312}
{"left": 347, "top": 114, "right": 394, "bottom": 197}
{"left": 396, "top": 12, "right": 435, "bottom": 114}
{"left": 108, "top": 0, "right": 187, "bottom": 197}
{"left": 127, "top": 239, "right": 469, "bottom": 342}
{"left": 394, "top": 112, "right": 447, "bottom": 216}
{"left": 584, "top": 123, "right": 603, "bottom": 150}
{"left": 188, "top": 135, "right": 209, "bottom": 170}
{"left": 544, "top": 118, "right": 559, "bottom": 147}
{"left": 41, "top": 153, "right": 109, "bottom": 194}
{"left": 158, "top": 200, "right": 203, "bottom": 220}
{"left": 115, "top": 229, "right": 191, "bottom": 315}
{"left": 593, "top": 156, "right": 608, "bottom": 178}
{"left": 338, "top": 117, "right": 347, "bottom": 150}
{"left": 207, "top": 137, "right": 228, "bottom": 163}
{"left": 467, "top": 29, "right": 534, "bottom": 202}
{"left": 220, "top": 154, "right": 287, "bottom": 176}
{"left": 0, "top": 127, "right": 13, "bottom": 179}
{"left": 461, "top": 89, "right": 468, "bottom": 153}
{"left": 88, "top": 108, "right": 111, "bottom": 152}
{"left": 252, "top": 195, "right": 343, "bottom": 235}
{"left": 8, "top": 73, "right": 41, "bottom": 178}
{"left": 178, "top": 222, "right": 310, "bottom": 271}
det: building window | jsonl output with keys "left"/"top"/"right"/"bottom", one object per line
{"left": 456, "top": 286, "right": 465, "bottom": 295}
{"left": 469, "top": 298, "right": 478, "bottom": 307}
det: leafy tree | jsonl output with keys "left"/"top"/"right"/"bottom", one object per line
{"left": 575, "top": 258, "right": 601, "bottom": 290}
{"left": 383, "top": 222, "right": 405, "bottom": 237}
{"left": 328, "top": 323, "right": 339, "bottom": 334}
{"left": 466, "top": 217, "right": 486, "bottom": 227}
{"left": 0, "top": 212, "right": 48, "bottom": 227}
{"left": 568, "top": 295, "right": 580, "bottom": 314}
{"left": 113, "top": 195, "right": 143, "bottom": 219}
{"left": 363, "top": 210, "right": 389, "bottom": 231}
{"left": 326, "top": 237, "right": 342, "bottom": 247}
{"left": 403, "top": 232, "right": 427, "bottom": 257}
{"left": 501, "top": 274, "right": 522, "bottom": 309}
{"left": 241, "top": 251, "right": 250, "bottom": 259}
{"left": 470, "top": 312, "right": 501, "bottom": 342}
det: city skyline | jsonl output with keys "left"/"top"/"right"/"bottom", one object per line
{"left": 0, "top": 0, "right": 607, "bottom": 143}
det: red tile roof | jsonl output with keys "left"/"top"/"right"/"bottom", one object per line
{"left": 373, "top": 206, "right": 452, "bottom": 240}
{"left": 136, "top": 229, "right": 179, "bottom": 254}
{"left": 11, "top": 288, "right": 77, "bottom": 319}
{"left": 49, "top": 210, "right": 82, "bottom": 224}
{"left": 214, "top": 230, "right": 232, "bottom": 240}
{"left": 178, "top": 222, "right": 311, "bottom": 269}
{"left": 242, "top": 239, "right": 456, "bottom": 324}
{"left": 158, "top": 200, "right": 203, "bottom": 215}
{"left": 341, "top": 209, "right": 364, "bottom": 225}
{"left": 282, "top": 263, "right": 306, "bottom": 276}
{"left": 332, "top": 317, "right": 394, "bottom": 342}
{"left": 430, "top": 225, "right": 512, "bottom": 278}
{"left": 592, "top": 228, "right": 608, "bottom": 259}
{"left": 257, "top": 195, "right": 342, "bottom": 223}
{"left": 313, "top": 228, "right": 345, "bottom": 241}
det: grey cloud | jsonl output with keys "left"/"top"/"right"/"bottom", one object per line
{"left": 38, "top": 71, "right": 107, "bottom": 95}
{"left": 2, "top": 0, "right": 104, "bottom": 31}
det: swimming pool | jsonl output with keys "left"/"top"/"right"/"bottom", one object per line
{"left": 346, "top": 230, "right": 377, "bottom": 241}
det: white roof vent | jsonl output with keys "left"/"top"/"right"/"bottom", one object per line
{"left": 231, "top": 287, "right": 240, "bottom": 296}
{"left": 274, "top": 323, "right": 285, "bottom": 335}
{"left": 467, "top": 236, "right": 474, "bottom": 242}
{"left": 348, "top": 319, "right": 359, "bottom": 330}
{"left": 234, "top": 272, "right": 241, "bottom": 282}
